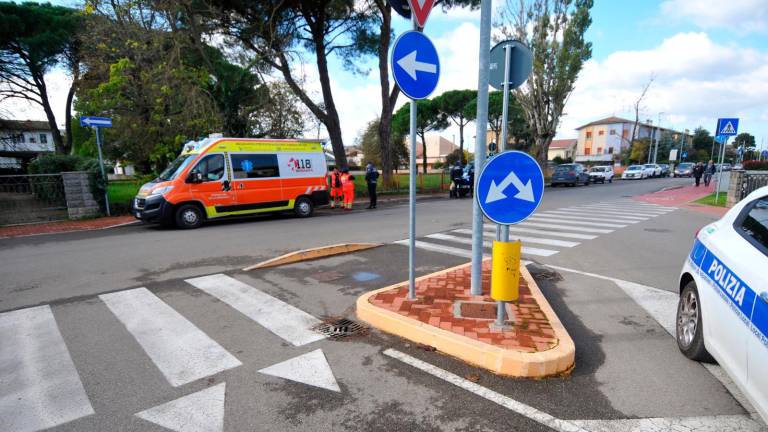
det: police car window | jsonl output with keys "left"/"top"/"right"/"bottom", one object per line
{"left": 194, "top": 154, "right": 225, "bottom": 181}
{"left": 231, "top": 154, "right": 280, "bottom": 179}
{"left": 740, "top": 196, "right": 768, "bottom": 254}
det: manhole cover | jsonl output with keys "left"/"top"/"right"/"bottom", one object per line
{"left": 644, "top": 228, "right": 671, "bottom": 233}
{"left": 459, "top": 302, "right": 498, "bottom": 319}
{"left": 313, "top": 317, "right": 369, "bottom": 340}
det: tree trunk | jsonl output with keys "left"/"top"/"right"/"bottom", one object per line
{"left": 36, "top": 74, "right": 66, "bottom": 154}
{"left": 458, "top": 121, "right": 464, "bottom": 161}
{"left": 64, "top": 61, "right": 79, "bottom": 155}
{"left": 310, "top": 17, "right": 347, "bottom": 168}
{"left": 420, "top": 130, "right": 427, "bottom": 174}
{"left": 534, "top": 135, "right": 553, "bottom": 170}
{"left": 375, "top": 2, "right": 398, "bottom": 186}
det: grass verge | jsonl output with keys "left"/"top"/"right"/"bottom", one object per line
{"left": 694, "top": 193, "right": 727, "bottom": 207}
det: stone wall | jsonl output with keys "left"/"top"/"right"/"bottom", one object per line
{"left": 726, "top": 170, "right": 744, "bottom": 208}
{"left": 62, "top": 171, "right": 101, "bottom": 219}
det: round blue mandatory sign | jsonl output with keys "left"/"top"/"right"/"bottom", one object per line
{"left": 391, "top": 31, "right": 440, "bottom": 100}
{"left": 476, "top": 151, "right": 544, "bottom": 225}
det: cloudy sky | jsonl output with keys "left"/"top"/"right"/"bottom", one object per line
{"left": 8, "top": 0, "right": 768, "bottom": 152}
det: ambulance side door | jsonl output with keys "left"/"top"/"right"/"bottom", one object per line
{"left": 187, "top": 153, "right": 236, "bottom": 214}
{"left": 229, "top": 153, "right": 286, "bottom": 211}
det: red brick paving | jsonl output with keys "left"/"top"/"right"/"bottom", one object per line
{"left": 369, "top": 260, "right": 558, "bottom": 353}
{"left": 633, "top": 183, "right": 729, "bottom": 217}
{"left": 0, "top": 215, "right": 137, "bottom": 238}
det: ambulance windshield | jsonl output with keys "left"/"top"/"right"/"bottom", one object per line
{"left": 158, "top": 154, "right": 194, "bottom": 181}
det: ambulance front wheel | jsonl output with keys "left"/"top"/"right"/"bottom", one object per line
{"left": 294, "top": 197, "right": 314, "bottom": 218}
{"left": 175, "top": 204, "right": 204, "bottom": 229}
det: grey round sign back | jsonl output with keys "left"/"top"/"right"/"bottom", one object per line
{"left": 489, "top": 40, "right": 532, "bottom": 90}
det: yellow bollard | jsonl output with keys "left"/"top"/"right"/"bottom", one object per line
{"left": 491, "top": 240, "right": 522, "bottom": 302}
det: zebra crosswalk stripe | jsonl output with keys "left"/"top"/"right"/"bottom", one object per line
{"left": 0, "top": 305, "right": 95, "bottom": 432}
{"left": 517, "top": 221, "right": 614, "bottom": 234}
{"left": 527, "top": 216, "right": 628, "bottom": 228}
{"left": 565, "top": 207, "right": 664, "bottom": 217}
{"left": 538, "top": 212, "right": 640, "bottom": 223}
{"left": 99, "top": 288, "right": 242, "bottom": 387}
{"left": 426, "top": 233, "right": 559, "bottom": 257}
{"left": 452, "top": 229, "right": 579, "bottom": 247}
{"left": 483, "top": 225, "right": 598, "bottom": 240}
{"left": 185, "top": 274, "right": 325, "bottom": 347}
{"left": 543, "top": 210, "right": 649, "bottom": 220}
{"left": 395, "top": 239, "right": 478, "bottom": 258}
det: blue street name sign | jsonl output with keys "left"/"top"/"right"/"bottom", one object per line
{"left": 80, "top": 116, "right": 113, "bottom": 128}
{"left": 762, "top": 149, "right": 768, "bottom": 158}
{"left": 391, "top": 31, "right": 440, "bottom": 100}
{"left": 716, "top": 118, "right": 739, "bottom": 136}
{"left": 476, "top": 151, "right": 544, "bottom": 225}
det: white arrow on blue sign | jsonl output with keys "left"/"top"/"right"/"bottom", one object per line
{"left": 476, "top": 151, "right": 544, "bottom": 225}
{"left": 716, "top": 118, "right": 738, "bottom": 136}
{"left": 391, "top": 30, "right": 440, "bottom": 100}
{"left": 80, "top": 116, "right": 113, "bottom": 128}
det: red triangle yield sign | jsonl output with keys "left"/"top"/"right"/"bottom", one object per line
{"left": 407, "top": 0, "right": 437, "bottom": 28}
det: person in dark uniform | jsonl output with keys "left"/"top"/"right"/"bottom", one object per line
{"left": 365, "top": 162, "right": 379, "bottom": 209}
{"left": 693, "top": 162, "right": 705, "bottom": 187}
{"left": 450, "top": 161, "right": 463, "bottom": 198}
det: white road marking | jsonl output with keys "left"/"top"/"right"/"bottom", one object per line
{"left": 136, "top": 382, "right": 226, "bottom": 432}
{"left": 537, "top": 212, "right": 640, "bottom": 224}
{"left": 383, "top": 349, "right": 590, "bottom": 432}
{"left": 99, "top": 288, "right": 242, "bottom": 387}
{"left": 544, "top": 210, "right": 649, "bottom": 221}
{"left": 518, "top": 221, "right": 614, "bottom": 234}
{"left": 185, "top": 274, "right": 325, "bottom": 347}
{"left": 612, "top": 201, "right": 676, "bottom": 210}
{"left": 258, "top": 349, "right": 340, "bottom": 392}
{"left": 395, "top": 239, "right": 477, "bottom": 258}
{"left": 452, "top": 229, "right": 580, "bottom": 247}
{"left": 426, "top": 233, "right": 559, "bottom": 257}
{"left": 0, "top": 305, "right": 95, "bottom": 432}
{"left": 542, "top": 264, "right": 764, "bottom": 425}
{"left": 564, "top": 207, "right": 664, "bottom": 218}
{"left": 575, "top": 205, "right": 669, "bottom": 215}
{"left": 485, "top": 225, "right": 598, "bottom": 240}
{"left": 527, "top": 216, "right": 629, "bottom": 228}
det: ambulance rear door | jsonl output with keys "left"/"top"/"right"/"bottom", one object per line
{"left": 278, "top": 151, "right": 327, "bottom": 202}
{"left": 228, "top": 152, "right": 287, "bottom": 212}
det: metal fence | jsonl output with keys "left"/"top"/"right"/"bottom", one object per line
{"left": 738, "top": 172, "right": 768, "bottom": 200}
{"left": 0, "top": 174, "right": 68, "bottom": 225}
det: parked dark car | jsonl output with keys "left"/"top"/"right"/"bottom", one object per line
{"left": 551, "top": 163, "right": 590, "bottom": 187}
{"left": 673, "top": 162, "right": 694, "bottom": 177}
{"left": 658, "top": 164, "right": 671, "bottom": 177}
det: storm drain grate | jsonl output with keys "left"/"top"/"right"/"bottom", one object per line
{"left": 314, "top": 317, "right": 369, "bottom": 340}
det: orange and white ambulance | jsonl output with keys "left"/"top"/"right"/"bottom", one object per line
{"left": 131, "top": 137, "right": 329, "bottom": 228}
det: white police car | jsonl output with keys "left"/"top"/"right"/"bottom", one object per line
{"left": 677, "top": 185, "right": 768, "bottom": 422}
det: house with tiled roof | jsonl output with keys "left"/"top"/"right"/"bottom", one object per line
{"left": 547, "top": 139, "right": 577, "bottom": 161}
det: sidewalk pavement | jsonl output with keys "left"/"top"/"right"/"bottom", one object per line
{"left": 633, "top": 182, "right": 729, "bottom": 217}
{"left": 0, "top": 215, "right": 138, "bottom": 239}
{"left": 357, "top": 260, "right": 575, "bottom": 377}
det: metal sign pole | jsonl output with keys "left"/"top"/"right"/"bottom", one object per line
{"left": 408, "top": 15, "right": 418, "bottom": 300}
{"left": 715, "top": 136, "right": 727, "bottom": 203}
{"left": 498, "top": 44, "right": 512, "bottom": 244}
{"left": 95, "top": 126, "right": 110, "bottom": 216}
{"left": 470, "top": 0, "right": 492, "bottom": 296}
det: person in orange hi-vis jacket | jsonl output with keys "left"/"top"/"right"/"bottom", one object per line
{"left": 343, "top": 174, "right": 355, "bottom": 210}
{"left": 328, "top": 167, "right": 343, "bottom": 209}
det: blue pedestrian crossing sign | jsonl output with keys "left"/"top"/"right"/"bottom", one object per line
{"left": 391, "top": 30, "right": 440, "bottom": 100}
{"left": 716, "top": 118, "right": 739, "bottom": 136}
{"left": 476, "top": 151, "right": 544, "bottom": 225}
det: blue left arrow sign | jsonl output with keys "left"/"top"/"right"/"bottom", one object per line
{"left": 391, "top": 31, "right": 440, "bottom": 100}
{"left": 80, "top": 116, "right": 113, "bottom": 128}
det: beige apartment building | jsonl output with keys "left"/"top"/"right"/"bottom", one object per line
{"left": 407, "top": 135, "right": 458, "bottom": 171}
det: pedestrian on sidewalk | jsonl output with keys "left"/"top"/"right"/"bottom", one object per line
{"left": 449, "top": 161, "right": 463, "bottom": 199}
{"left": 328, "top": 167, "right": 343, "bottom": 209}
{"left": 339, "top": 167, "right": 351, "bottom": 210}
{"left": 365, "top": 162, "right": 379, "bottom": 209}
{"left": 703, "top": 160, "right": 716, "bottom": 187}
{"left": 343, "top": 174, "right": 355, "bottom": 211}
{"left": 693, "top": 162, "right": 705, "bottom": 187}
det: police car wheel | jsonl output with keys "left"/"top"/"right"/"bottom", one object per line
{"left": 676, "top": 281, "right": 713, "bottom": 362}
{"left": 175, "top": 204, "right": 203, "bottom": 229}
{"left": 294, "top": 197, "right": 314, "bottom": 218}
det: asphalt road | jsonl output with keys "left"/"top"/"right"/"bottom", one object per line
{"left": 1, "top": 177, "right": 761, "bottom": 432}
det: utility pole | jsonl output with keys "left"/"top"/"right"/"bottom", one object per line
{"left": 646, "top": 119, "right": 653, "bottom": 164}
{"left": 653, "top": 112, "right": 663, "bottom": 164}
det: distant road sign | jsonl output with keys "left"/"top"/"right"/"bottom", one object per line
{"left": 716, "top": 118, "right": 739, "bottom": 136}
{"left": 682, "top": 151, "right": 688, "bottom": 159}
{"left": 476, "top": 151, "right": 544, "bottom": 225}
{"left": 489, "top": 40, "right": 533, "bottom": 90}
{"left": 762, "top": 149, "right": 768, "bottom": 158}
{"left": 391, "top": 31, "right": 440, "bottom": 100}
{"left": 80, "top": 116, "right": 112, "bottom": 127}
{"left": 407, "top": 0, "right": 436, "bottom": 28}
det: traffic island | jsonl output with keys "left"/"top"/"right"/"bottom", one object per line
{"left": 357, "top": 260, "right": 575, "bottom": 378}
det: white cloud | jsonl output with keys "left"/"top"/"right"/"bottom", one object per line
{"left": 558, "top": 32, "right": 768, "bottom": 141}
{"left": 660, "top": 0, "right": 768, "bottom": 34}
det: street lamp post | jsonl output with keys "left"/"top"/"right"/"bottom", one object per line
{"left": 646, "top": 119, "right": 653, "bottom": 164}
{"left": 653, "top": 112, "right": 664, "bottom": 164}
